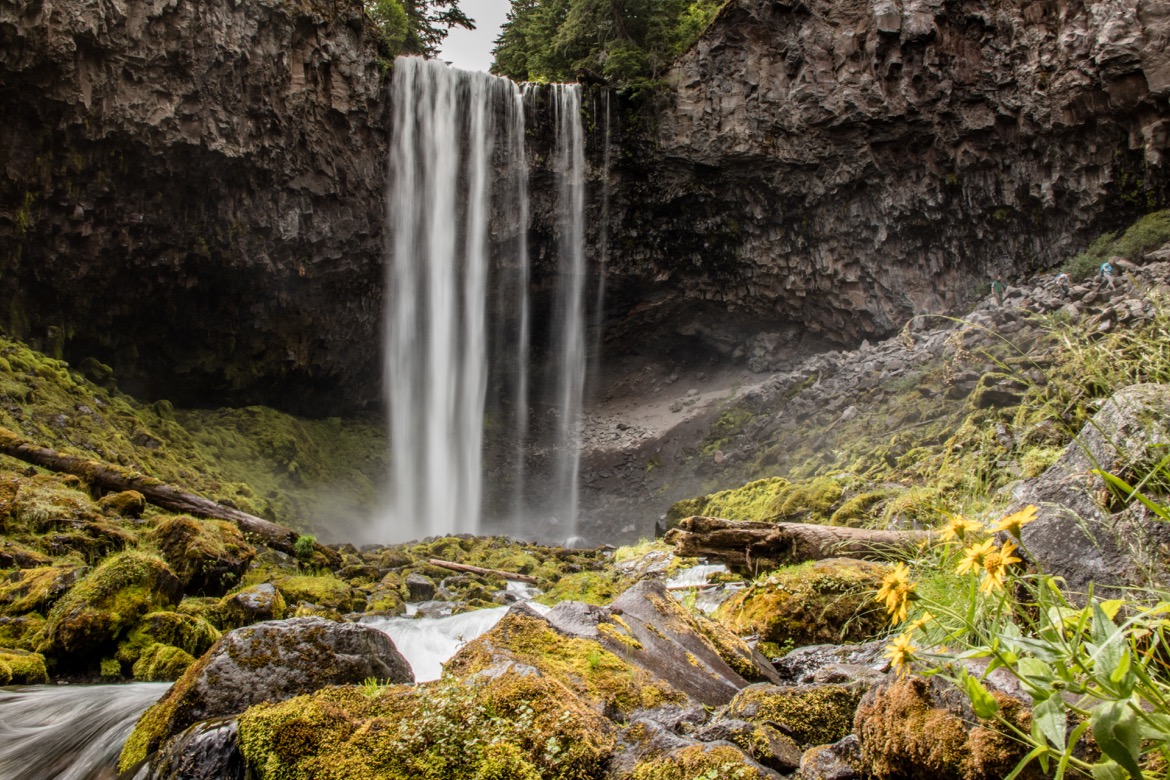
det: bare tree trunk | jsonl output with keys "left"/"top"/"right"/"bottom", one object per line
{"left": 0, "top": 427, "right": 341, "bottom": 567}
{"left": 664, "top": 515, "right": 933, "bottom": 575}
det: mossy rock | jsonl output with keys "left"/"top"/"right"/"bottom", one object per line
{"left": 115, "top": 611, "right": 220, "bottom": 669}
{"left": 537, "top": 570, "right": 623, "bottom": 606}
{"left": 0, "top": 648, "right": 48, "bottom": 683}
{"left": 775, "top": 477, "right": 845, "bottom": 522}
{"left": 715, "top": 558, "right": 888, "bottom": 648}
{"left": 668, "top": 477, "right": 791, "bottom": 524}
{"left": 6, "top": 474, "right": 102, "bottom": 533}
{"left": 724, "top": 683, "right": 863, "bottom": 746}
{"left": 175, "top": 596, "right": 223, "bottom": 627}
{"left": 829, "top": 488, "right": 900, "bottom": 527}
{"left": 274, "top": 574, "right": 355, "bottom": 613}
{"left": 132, "top": 642, "right": 197, "bottom": 681}
{"left": 149, "top": 516, "right": 255, "bottom": 597}
{"left": 0, "top": 564, "right": 85, "bottom": 616}
{"left": 97, "top": 490, "right": 146, "bottom": 518}
{"left": 629, "top": 743, "right": 774, "bottom": 780}
{"left": 0, "top": 613, "right": 46, "bottom": 650}
{"left": 445, "top": 608, "right": 683, "bottom": 715}
{"left": 879, "top": 487, "right": 944, "bottom": 528}
{"left": 218, "top": 583, "right": 286, "bottom": 630}
{"left": 38, "top": 551, "right": 183, "bottom": 662}
{"left": 0, "top": 538, "right": 52, "bottom": 569}
{"left": 237, "top": 671, "right": 615, "bottom": 780}
{"left": 854, "top": 674, "right": 1038, "bottom": 780}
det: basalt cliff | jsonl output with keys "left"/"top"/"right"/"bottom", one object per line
{"left": 1, "top": 0, "right": 1169, "bottom": 410}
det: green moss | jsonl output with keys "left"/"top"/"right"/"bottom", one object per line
{"left": 131, "top": 642, "right": 196, "bottom": 681}
{"left": 115, "top": 611, "right": 219, "bottom": 669}
{"left": 39, "top": 550, "right": 181, "bottom": 660}
{"left": 715, "top": 559, "right": 888, "bottom": 647}
{"left": 537, "top": 570, "right": 623, "bottom": 606}
{"left": 148, "top": 515, "right": 255, "bottom": 596}
{"left": 0, "top": 648, "right": 48, "bottom": 683}
{"left": 829, "top": 488, "right": 899, "bottom": 527}
{"left": 0, "top": 565, "right": 83, "bottom": 616}
{"left": 100, "top": 656, "right": 122, "bottom": 679}
{"left": 725, "top": 683, "right": 862, "bottom": 746}
{"left": 0, "top": 613, "right": 46, "bottom": 649}
{"left": 217, "top": 584, "right": 288, "bottom": 629}
{"left": 880, "top": 486, "right": 945, "bottom": 527}
{"left": 97, "top": 490, "right": 146, "bottom": 518}
{"left": 237, "top": 671, "right": 614, "bottom": 780}
{"left": 674, "top": 477, "right": 791, "bottom": 522}
{"left": 776, "top": 477, "right": 845, "bottom": 522}
{"left": 445, "top": 611, "right": 683, "bottom": 715}
{"left": 275, "top": 574, "right": 356, "bottom": 613}
{"left": 629, "top": 744, "right": 771, "bottom": 780}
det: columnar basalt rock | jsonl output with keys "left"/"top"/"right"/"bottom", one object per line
{"left": 0, "top": 0, "right": 389, "bottom": 412}
{"left": 605, "top": 0, "right": 1170, "bottom": 355}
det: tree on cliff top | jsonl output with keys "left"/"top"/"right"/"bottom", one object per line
{"left": 366, "top": 0, "right": 475, "bottom": 58}
{"left": 491, "top": 0, "right": 721, "bottom": 87}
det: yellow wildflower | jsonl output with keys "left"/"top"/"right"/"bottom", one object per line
{"left": 906, "top": 611, "right": 934, "bottom": 634}
{"left": 979, "top": 540, "right": 1022, "bottom": 594}
{"left": 939, "top": 514, "right": 984, "bottom": 543}
{"left": 884, "top": 633, "right": 917, "bottom": 675}
{"left": 875, "top": 562, "right": 916, "bottom": 625}
{"left": 991, "top": 505, "right": 1038, "bottom": 539}
{"left": 956, "top": 538, "right": 996, "bottom": 576}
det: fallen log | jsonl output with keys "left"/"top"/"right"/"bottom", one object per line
{"left": 428, "top": 558, "right": 539, "bottom": 583}
{"left": 0, "top": 427, "right": 341, "bottom": 568}
{"left": 664, "top": 515, "right": 934, "bottom": 576}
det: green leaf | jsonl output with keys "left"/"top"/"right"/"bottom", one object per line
{"left": 1109, "top": 649, "right": 1131, "bottom": 685}
{"left": 1033, "top": 694, "right": 1067, "bottom": 751}
{"left": 1091, "top": 760, "right": 1131, "bottom": 780}
{"left": 1091, "top": 700, "right": 1144, "bottom": 779}
{"left": 1093, "top": 469, "right": 1170, "bottom": 521}
{"left": 1004, "top": 745, "right": 1049, "bottom": 780}
{"left": 960, "top": 670, "right": 1000, "bottom": 719}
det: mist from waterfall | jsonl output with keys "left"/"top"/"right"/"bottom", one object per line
{"left": 380, "top": 57, "right": 590, "bottom": 543}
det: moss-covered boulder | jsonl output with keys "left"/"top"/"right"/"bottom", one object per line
{"left": 97, "top": 489, "right": 147, "bottom": 518}
{"left": 38, "top": 551, "right": 182, "bottom": 662}
{"left": 724, "top": 683, "right": 864, "bottom": 746}
{"left": 119, "top": 617, "right": 413, "bottom": 771}
{"left": 274, "top": 574, "right": 356, "bottom": 613}
{"left": 115, "top": 611, "right": 220, "bottom": 671}
{"left": 218, "top": 583, "right": 286, "bottom": 629}
{"left": 0, "top": 613, "right": 46, "bottom": 650}
{"left": 715, "top": 558, "right": 888, "bottom": 648}
{"left": 0, "top": 539, "right": 51, "bottom": 569}
{"left": 237, "top": 671, "right": 615, "bottom": 780}
{"left": 149, "top": 516, "right": 255, "bottom": 597}
{"left": 131, "top": 643, "right": 197, "bottom": 681}
{"left": 0, "top": 564, "right": 84, "bottom": 616}
{"left": 0, "top": 648, "right": 49, "bottom": 683}
{"left": 446, "top": 605, "right": 684, "bottom": 716}
{"left": 854, "top": 674, "right": 1037, "bottom": 780}
{"left": 628, "top": 743, "right": 776, "bottom": 780}
{"left": 5, "top": 473, "right": 101, "bottom": 533}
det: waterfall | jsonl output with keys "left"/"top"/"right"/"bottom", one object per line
{"left": 380, "top": 58, "right": 590, "bottom": 543}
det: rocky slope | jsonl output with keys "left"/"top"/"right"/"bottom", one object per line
{"left": 602, "top": 0, "right": 1170, "bottom": 361}
{"left": 0, "top": 0, "right": 389, "bottom": 412}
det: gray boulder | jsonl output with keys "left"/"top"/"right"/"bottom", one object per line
{"left": 1014, "top": 384, "right": 1170, "bottom": 597}
{"left": 119, "top": 617, "right": 412, "bottom": 769}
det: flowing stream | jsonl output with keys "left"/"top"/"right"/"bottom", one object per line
{"left": 381, "top": 57, "right": 590, "bottom": 544}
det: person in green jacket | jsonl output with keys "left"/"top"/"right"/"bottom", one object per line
{"left": 992, "top": 275, "right": 1006, "bottom": 305}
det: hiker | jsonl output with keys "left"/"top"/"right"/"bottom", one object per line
{"left": 1099, "top": 259, "right": 1118, "bottom": 290}
{"left": 992, "top": 275, "right": 1006, "bottom": 306}
{"left": 1054, "top": 271, "right": 1071, "bottom": 298}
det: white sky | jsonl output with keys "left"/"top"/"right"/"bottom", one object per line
{"left": 438, "top": 0, "right": 512, "bottom": 72}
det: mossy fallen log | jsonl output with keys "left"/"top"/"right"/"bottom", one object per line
{"left": 428, "top": 558, "right": 539, "bottom": 583}
{"left": 0, "top": 427, "right": 340, "bottom": 567}
{"left": 664, "top": 515, "right": 933, "bottom": 575}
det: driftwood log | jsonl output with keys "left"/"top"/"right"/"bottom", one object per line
{"left": 428, "top": 558, "right": 539, "bottom": 583}
{"left": 0, "top": 427, "right": 341, "bottom": 567}
{"left": 664, "top": 515, "right": 935, "bottom": 575}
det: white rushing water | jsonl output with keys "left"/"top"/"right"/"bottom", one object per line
{"left": 381, "top": 57, "right": 589, "bottom": 543}
{"left": 0, "top": 682, "right": 168, "bottom": 780}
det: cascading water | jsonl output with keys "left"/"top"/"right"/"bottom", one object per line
{"left": 380, "top": 57, "right": 590, "bottom": 543}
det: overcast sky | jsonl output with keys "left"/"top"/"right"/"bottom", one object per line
{"left": 437, "top": 0, "right": 512, "bottom": 72}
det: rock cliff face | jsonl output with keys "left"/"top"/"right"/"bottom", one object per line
{"left": 604, "top": 0, "right": 1170, "bottom": 363}
{"left": 0, "top": 0, "right": 388, "bottom": 411}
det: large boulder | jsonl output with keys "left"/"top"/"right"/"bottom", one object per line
{"left": 1014, "top": 384, "right": 1170, "bottom": 596}
{"left": 119, "top": 617, "right": 413, "bottom": 770}
{"left": 236, "top": 671, "right": 614, "bottom": 780}
{"left": 38, "top": 551, "right": 182, "bottom": 662}
{"left": 149, "top": 516, "right": 255, "bottom": 597}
